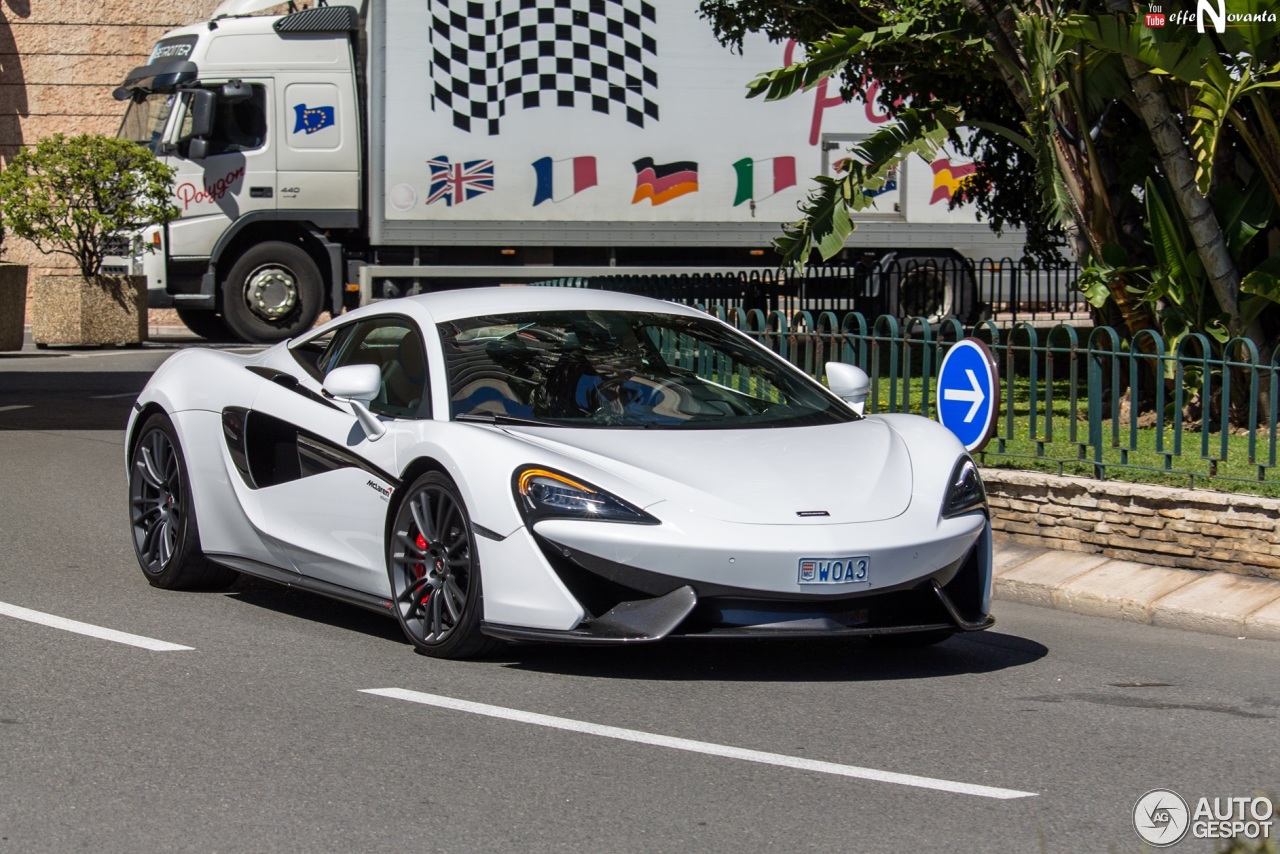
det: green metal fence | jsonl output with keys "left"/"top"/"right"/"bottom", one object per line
{"left": 703, "top": 305, "right": 1280, "bottom": 494}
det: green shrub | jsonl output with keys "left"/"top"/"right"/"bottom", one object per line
{"left": 0, "top": 134, "right": 178, "bottom": 280}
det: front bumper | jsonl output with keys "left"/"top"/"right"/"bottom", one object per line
{"left": 481, "top": 518, "right": 994, "bottom": 643}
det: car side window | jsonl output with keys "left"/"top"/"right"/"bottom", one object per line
{"left": 323, "top": 317, "right": 429, "bottom": 419}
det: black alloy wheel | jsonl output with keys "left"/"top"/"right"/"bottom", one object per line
{"left": 388, "top": 471, "right": 498, "bottom": 659}
{"left": 128, "top": 414, "right": 237, "bottom": 589}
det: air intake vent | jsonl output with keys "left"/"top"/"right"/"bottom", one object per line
{"left": 274, "top": 5, "right": 358, "bottom": 33}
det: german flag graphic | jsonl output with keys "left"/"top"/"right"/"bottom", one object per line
{"left": 632, "top": 158, "right": 698, "bottom": 206}
{"left": 930, "top": 158, "right": 977, "bottom": 205}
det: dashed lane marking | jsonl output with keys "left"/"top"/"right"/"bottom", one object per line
{"left": 0, "top": 600, "right": 194, "bottom": 651}
{"left": 0, "top": 405, "right": 32, "bottom": 412}
{"left": 360, "top": 688, "right": 1038, "bottom": 800}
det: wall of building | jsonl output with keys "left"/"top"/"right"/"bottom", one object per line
{"left": 1, "top": 1, "right": 226, "bottom": 271}
{"left": 983, "top": 469, "right": 1280, "bottom": 580}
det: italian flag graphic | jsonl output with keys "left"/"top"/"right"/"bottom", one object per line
{"left": 732, "top": 156, "right": 797, "bottom": 206}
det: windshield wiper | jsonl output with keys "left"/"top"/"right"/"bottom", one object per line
{"left": 454, "top": 412, "right": 563, "bottom": 428}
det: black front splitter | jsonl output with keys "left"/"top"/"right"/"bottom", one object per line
{"left": 480, "top": 581, "right": 993, "bottom": 645}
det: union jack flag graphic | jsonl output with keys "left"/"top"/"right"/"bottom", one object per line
{"left": 426, "top": 156, "right": 495, "bottom": 206}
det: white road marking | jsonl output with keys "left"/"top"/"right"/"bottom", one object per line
{"left": 89, "top": 392, "right": 138, "bottom": 400}
{"left": 0, "top": 601, "right": 194, "bottom": 651}
{"left": 360, "top": 688, "right": 1037, "bottom": 800}
{"left": 0, "top": 405, "right": 32, "bottom": 412}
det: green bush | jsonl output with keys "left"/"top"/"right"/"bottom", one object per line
{"left": 0, "top": 133, "right": 178, "bottom": 280}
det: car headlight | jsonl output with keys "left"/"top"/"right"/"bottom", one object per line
{"left": 514, "top": 467, "right": 658, "bottom": 524}
{"left": 941, "top": 457, "right": 987, "bottom": 518}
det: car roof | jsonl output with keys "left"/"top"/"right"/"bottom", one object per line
{"left": 292, "top": 286, "right": 715, "bottom": 349}
{"left": 398, "top": 286, "right": 708, "bottom": 323}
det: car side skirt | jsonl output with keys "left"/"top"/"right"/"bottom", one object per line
{"left": 209, "top": 554, "right": 397, "bottom": 616}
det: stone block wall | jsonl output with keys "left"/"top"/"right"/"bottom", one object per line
{"left": 983, "top": 469, "right": 1280, "bottom": 580}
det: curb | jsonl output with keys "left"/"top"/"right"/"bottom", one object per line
{"left": 993, "top": 534, "right": 1280, "bottom": 641}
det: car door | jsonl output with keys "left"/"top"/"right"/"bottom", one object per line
{"left": 243, "top": 315, "right": 430, "bottom": 596}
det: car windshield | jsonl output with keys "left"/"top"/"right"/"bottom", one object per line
{"left": 118, "top": 92, "right": 178, "bottom": 154}
{"left": 439, "top": 309, "right": 856, "bottom": 429}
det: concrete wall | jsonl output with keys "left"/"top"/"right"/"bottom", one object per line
{"left": 0, "top": 1, "right": 227, "bottom": 271}
{"left": 983, "top": 469, "right": 1280, "bottom": 580}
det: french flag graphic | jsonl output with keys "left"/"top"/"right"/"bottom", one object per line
{"left": 731, "top": 156, "right": 797, "bottom": 206}
{"left": 531, "top": 156, "right": 598, "bottom": 206}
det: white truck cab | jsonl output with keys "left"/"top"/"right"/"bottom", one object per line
{"left": 115, "top": 3, "right": 360, "bottom": 341}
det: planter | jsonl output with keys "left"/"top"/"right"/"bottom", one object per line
{"left": 0, "top": 263, "right": 29, "bottom": 351}
{"left": 32, "top": 274, "right": 146, "bottom": 346}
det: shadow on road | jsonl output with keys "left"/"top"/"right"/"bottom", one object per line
{"left": 219, "top": 575, "right": 1048, "bottom": 680}
{"left": 495, "top": 630, "right": 1048, "bottom": 682}
{"left": 0, "top": 371, "right": 148, "bottom": 430}
{"left": 222, "top": 579, "right": 406, "bottom": 644}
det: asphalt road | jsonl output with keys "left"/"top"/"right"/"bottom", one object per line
{"left": 1, "top": 343, "right": 1277, "bottom": 853}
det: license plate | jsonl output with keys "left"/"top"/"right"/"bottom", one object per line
{"left": 798, "top": 556, "right": 870, "bottom": 585}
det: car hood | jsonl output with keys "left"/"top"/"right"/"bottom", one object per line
{"left": 502, "top": 419, "right": 913, "bottom": 524}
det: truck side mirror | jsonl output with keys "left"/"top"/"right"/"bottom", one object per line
{"left": 182, "top": 89, "right": 216, "bottom": 141}
{"left": 825, "top": 361, "right": 870, "bottom": 416}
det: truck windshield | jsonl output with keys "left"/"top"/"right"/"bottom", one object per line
{"left": 118, "top": 93, "right": 178, "bottom": 154}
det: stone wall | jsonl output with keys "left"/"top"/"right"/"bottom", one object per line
{"left": 983, "top": 468, "right": 1280, "bottom": 580}
{"left": 1, "top": 0, "right": 222, "bottom": 271}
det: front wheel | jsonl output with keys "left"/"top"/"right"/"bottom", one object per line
{"left": 387, "top": 472, "right": 499, "bottom": 659}
{"left": 128, "top": 414, "right": 237, "bottom": 590}
{"left": 221, "top": 241, "right": 323, "bottom": 344}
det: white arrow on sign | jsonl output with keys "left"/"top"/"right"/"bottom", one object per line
{"left": 943, "top": 368, "right": 985, "bottom": 423}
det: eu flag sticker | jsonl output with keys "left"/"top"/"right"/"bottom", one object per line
{"left": 293, "top": 104, "right": 335, "bottom": 135}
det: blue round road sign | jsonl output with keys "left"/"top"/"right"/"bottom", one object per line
{"left": 935, "top": 338, "right": 1000, "bottom": 452}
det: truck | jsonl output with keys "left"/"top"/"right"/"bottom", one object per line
{"left": 111, "top": 0, "right": 1024, "bottom": 343}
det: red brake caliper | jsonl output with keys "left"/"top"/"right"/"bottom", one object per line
{"left": 413, "top": 533, "right": 430, "bottom": 605}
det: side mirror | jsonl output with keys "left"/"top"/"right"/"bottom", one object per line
{"left": 323, "top": 364, "right": 386, "bottom": 440}
{"left": 825, "top": 361, "right": 870, "bottom": 416}
{"left": 183, "top": 88, "right": 216, "bottom": 140}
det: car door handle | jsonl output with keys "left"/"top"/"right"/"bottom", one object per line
{"left": 250, "top": 186, "right": 274, "bottom": 198}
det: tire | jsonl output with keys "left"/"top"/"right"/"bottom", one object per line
{"left": 868, "top": 629, "right": 956, "bottom": 648}
{"left": 888, "top": 252, "right": 978, "bottom": 324}
{"left": 174, "top": 308, "right": 232, "bottom": 342}
{"left": 221, "top": 241, "right": 323, "bottom": 344}
{"left": 128, "top": 413, "right": 238, "bottom": 590}
{"left": 387, "top": 472, "right": 500, "bottom": 659}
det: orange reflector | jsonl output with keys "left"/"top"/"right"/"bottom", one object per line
{"left": 345, "top": 283, "right": 360, "bottom": 292}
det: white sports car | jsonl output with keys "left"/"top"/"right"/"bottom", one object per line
{"left": 126, "top": 287, "right": 992, "bottom": 658}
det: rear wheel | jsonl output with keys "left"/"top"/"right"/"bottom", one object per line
{"left": 387, "top": 472, "right": 499, "bottom": 659}
{"left": 221, "top": 241, "right": 323, "bottom": 344}
{"left": 128, "top": 414, "right": 237, "bottom": 590}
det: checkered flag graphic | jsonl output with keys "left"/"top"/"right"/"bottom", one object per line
{"left": 427, "top": 0, "right": 659, "bottom": 135}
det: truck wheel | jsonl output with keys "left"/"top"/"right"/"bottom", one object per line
{"left": 887, "top": 252, "right": 978, "bottom": 324}
{"left": 174, "top": 308, "right": 231, "bottom": 341}
{"left": 221, "top": 242, "right": 323, "bottom": 343}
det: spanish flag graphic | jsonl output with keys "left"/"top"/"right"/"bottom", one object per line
{"left": 930, "top": 158, "right": 978, "bottom": 205}
{"left": 632, "top": 158, "right": 698, "bottom": 206}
